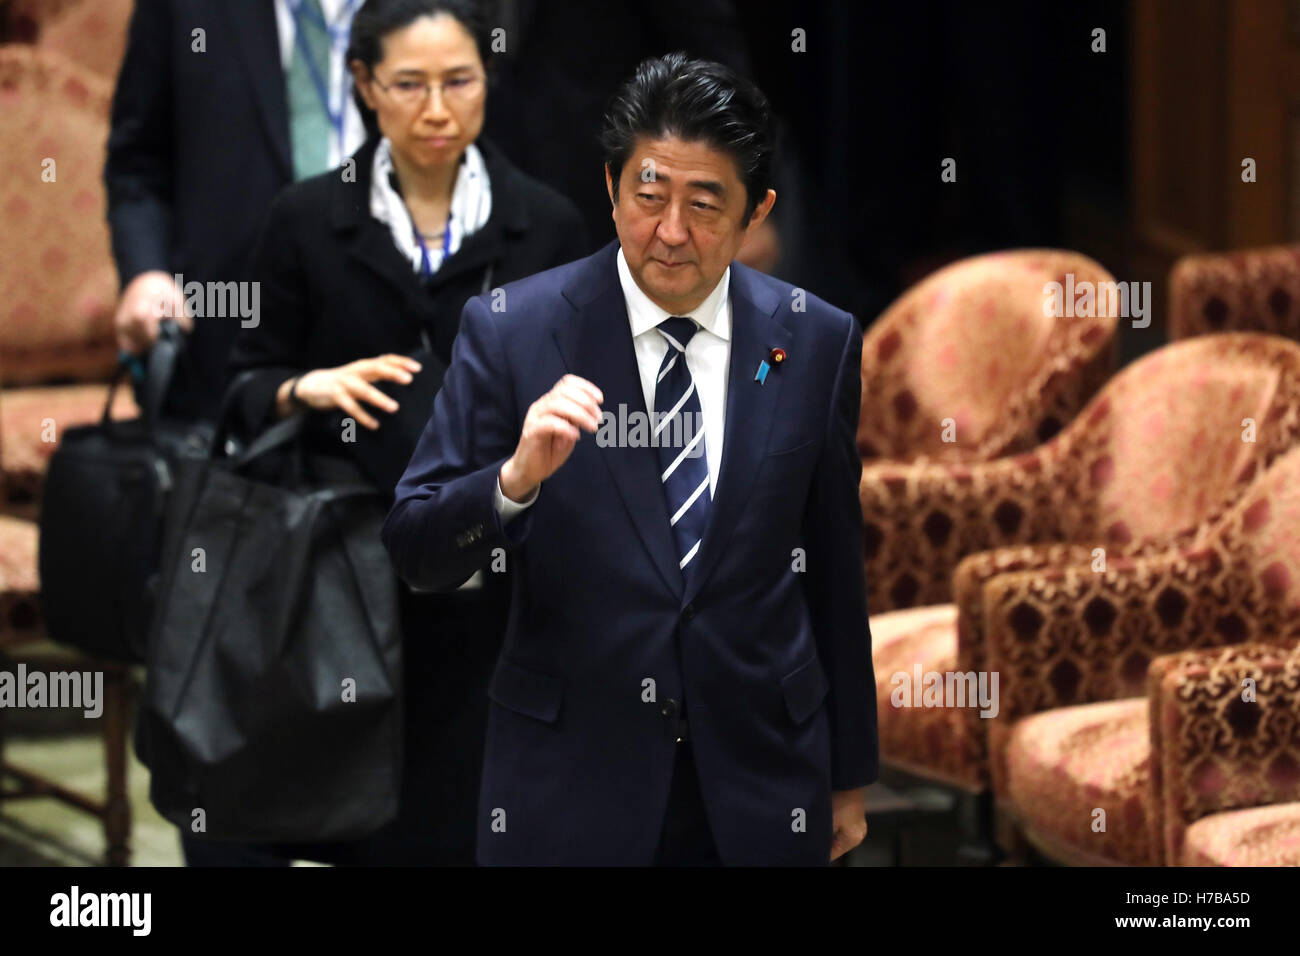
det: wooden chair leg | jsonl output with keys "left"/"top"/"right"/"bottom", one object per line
{"left": 102, "top": 663, "right": 132, "bottom": 866}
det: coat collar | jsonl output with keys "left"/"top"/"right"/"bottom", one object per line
{"left": 329, "top": 136, "right": 530, "bottom": 235}
{"left": 555, "top": 242, "right": 791, "bottom": 603}
{"left": 329, "top": 137, "right": 528, "bottom": 306}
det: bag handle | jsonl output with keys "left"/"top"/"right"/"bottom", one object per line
{"left": 101, "top": 319, "right": 184, "bottom": 430}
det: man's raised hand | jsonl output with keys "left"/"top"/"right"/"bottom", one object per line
{"left": 499, "top": 374, "right": 603, "bottom": 502}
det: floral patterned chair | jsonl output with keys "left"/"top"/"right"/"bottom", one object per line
{"left": 858, "top": 249, "right": 1117, "bottom": 464}
{"left": 864, "top": 333, "right": 1300, "bottom": 803}
{"left": 0, "top": 47, "right": 135, "bottom": 509}
{"left": 1152, "top": 641, "right": 1300, "bottom": 866}
{"left": 994, "top": 443, "right": 1300, "bottom": 864}
{"left": 1169, "top": 244, "right": 1300, "bottom": 341}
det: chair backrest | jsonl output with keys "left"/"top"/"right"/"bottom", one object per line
{"left": 1038, "top": 332, "right": 1300, "bottom": 549}
{"left": 40, "top": 0, "right": 134, "bottom": 82}
{"left": 0, "top": 46, "right": 118, "bottom": 386}
{"left": 1199, "top": 443, "right": 1300, "bottom": 614}
{"left": 1169, "top": 244, "right": 1300, "bottom": 340}
{"left": 858, "top": 249, "right": 1117, "bottom": 462}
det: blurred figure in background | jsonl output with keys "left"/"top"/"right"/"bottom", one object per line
{"left": 106, "top": 0, "right": 366, "bottom": 421}
{"left": 226, "top": 0, "right": 586, "bottom": 865}
{"left": 105, "top": 0, "right": 369, "bottom": 866}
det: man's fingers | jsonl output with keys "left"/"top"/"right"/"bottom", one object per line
{"left": 545, "top": 394, "right": 601, "bottom": 432}
{"left": 531, "top": 413, "right": 581, "bottom": 445}
{"left": 555, "top": 380, "right": 604, "bottom": 417}
{"left": 558, "top": 374, "right": 603, "bottom": 406}
{"left": 551, "top": 382, "right": 603, "bottom": 425}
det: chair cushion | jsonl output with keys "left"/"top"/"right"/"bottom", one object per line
{"left": 1005, "top": 697, "right": 1157, "bottom": 865}
{"left": 871, "top": 604, "right": 983, "bottom": 788}
{"left": 0, "top": 515, "right": 42, "bottom": 648}
{"left": 1181, "top": 802, "right": 1300, "bottom": 866}
{"left": 1, "top": 383, "right": 138, "bottom": 502}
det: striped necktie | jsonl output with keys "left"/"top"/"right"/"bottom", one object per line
{"left": 286, "top": 0, "right": 333, "bottom": 180}
{"left": 653, "top": 316, "right": 711, "bottom": 576}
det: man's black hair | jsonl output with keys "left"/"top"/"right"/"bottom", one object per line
{"left": 600, "top": 52, "right": 775, "bottom": 223}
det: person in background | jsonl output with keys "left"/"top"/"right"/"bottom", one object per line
{"left": 105, "top": 0, "right": 368, "bottom": 867}
{"left": 225, "top": 0, "right": 587, "bottom": 865}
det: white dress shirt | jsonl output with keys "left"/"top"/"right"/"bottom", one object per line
{"left": 274, "top": 0, "right": 367, "bottom": 167}
{"left": 495, "top": 248, "right": 733, "bottom": 518}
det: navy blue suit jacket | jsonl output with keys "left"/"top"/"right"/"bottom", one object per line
{"left": 383, "top": 241, "right": 878, "bottom": 865}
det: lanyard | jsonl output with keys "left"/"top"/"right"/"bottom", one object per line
{"left": 411, "top": 211, "right": 454, "bottom": 279}
{"left": 286, "top": 0, "right": 362, "bottom": 162}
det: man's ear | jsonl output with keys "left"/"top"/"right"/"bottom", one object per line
{"left": 350, "top": 61, "right": 376, "bottom": 110}
{"left": 605, "top": 164, "right": 616, "bottom": 208}
{"left": 745, "top": 188, "right": 777, "bottom": 231}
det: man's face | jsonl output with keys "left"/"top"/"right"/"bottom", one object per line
{"left": 607, "top": 135, "right": 775, "bottom": 315}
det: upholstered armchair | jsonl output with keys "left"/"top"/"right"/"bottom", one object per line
{"left": 867, "top": 333, "right": 1300, "bottom": 801}
{"left": 0, "top": 47, "right": 135, "bottom": 509}
{"left": 994, "top": 442, "right": 1300, "bottom": 864}
{"left": 858, "top": 250, "right": 1117, "bottom": 464}
{"left": 1170, "top": 244, "right": 1300, "bottom": 340}
{"left": 1151, "top": 641, "right": 1300, "bottom": 866}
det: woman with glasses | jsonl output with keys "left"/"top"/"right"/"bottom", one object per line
{"left": 225, "top": 0, "right": 587, "bottom": 865}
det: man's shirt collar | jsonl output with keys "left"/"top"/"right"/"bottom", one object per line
{"left": 616, "top": 247, "right": 731, "bottom": 342}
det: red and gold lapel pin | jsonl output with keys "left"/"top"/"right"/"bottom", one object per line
{"left": 755, "top": 347, "right": 787, "bottom": 384}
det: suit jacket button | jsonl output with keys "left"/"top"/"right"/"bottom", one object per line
{"left": 661, "top": 698, "right": 679, "bottom": 718}
{"left": 682, "top": 603, "right": 696, "bottom": 621}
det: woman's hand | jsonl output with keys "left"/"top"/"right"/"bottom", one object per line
{"left": 276, "top": 354, "right": 423, "bottom": 429}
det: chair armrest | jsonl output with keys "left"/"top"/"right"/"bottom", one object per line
{"left": 859, "top": 451, "right": 1060, "bottom": 611}
{"left": 979, "top": 545, "right": 1234, "bottom": 794}
{"left": 1148, "top": 640, "right": 1300, "bottom": 865}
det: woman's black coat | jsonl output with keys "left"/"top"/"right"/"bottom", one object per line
{"left": 225, "top": 135, "right": 587, "bottom": 864}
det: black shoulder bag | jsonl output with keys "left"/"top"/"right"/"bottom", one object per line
{"left": 134, "top": 388, "right": 403, "bottom": 843}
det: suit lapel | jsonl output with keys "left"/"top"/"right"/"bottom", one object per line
{"left": 682, "top": 265, "right": 790, "bottom": 607}
{"left": 555, "top": 245, "right": 684, "bottom": 599}
{"left": 223, "top": 0, "right": 292, "bottom": 179}
{"left": 554, "top": 247, "right": 793, "bottom": 604}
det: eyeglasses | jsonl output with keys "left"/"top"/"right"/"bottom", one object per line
{"left": 369, "top": 71, "right": 484, "bottom": 108}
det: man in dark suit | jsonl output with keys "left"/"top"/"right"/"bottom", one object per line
{"left": 105, "top": 0, "right": 365, "bottom": 864}
{"left": 105, "top": 0, "right": 365, "bottom": 421}
{"left": 383, "top": 53, "right": 877, "bottom": 865}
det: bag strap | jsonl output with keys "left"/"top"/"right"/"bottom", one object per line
{"left": 143, "top": 320, "right": 184, "bottom": 426}
{"left": 102, "top": 319, "right": 184, "bottom": 430}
